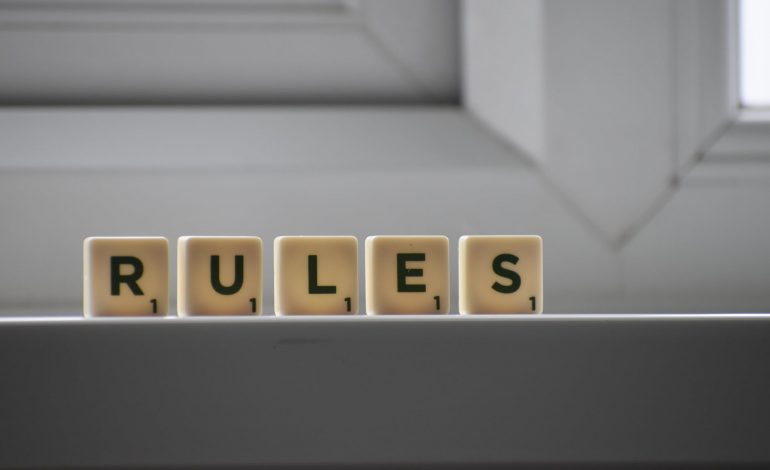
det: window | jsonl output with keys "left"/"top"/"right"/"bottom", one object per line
{"left": 740, "top": 0, "right": 770, "bottom": 107}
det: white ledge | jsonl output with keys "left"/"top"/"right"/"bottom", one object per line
{"left": 0, "top": 106, "right": 527, "bottom": 172}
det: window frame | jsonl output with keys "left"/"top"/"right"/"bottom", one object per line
{"left": 0, "top": 0, "right": 761, "bottom": 227}
{"left": 683, "top": 0, "right": 770, "bottom": 180}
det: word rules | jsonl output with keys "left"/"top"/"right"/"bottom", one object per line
{"left": 83, "top": 235, "right": 542, "bottom": 316}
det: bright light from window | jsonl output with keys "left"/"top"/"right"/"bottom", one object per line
{"left": 741, "top": 0, "right": 770, "bottom": 107}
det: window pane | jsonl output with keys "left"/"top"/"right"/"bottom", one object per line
{"left": 740, "top": 0, "right": 770, "bottom": 107}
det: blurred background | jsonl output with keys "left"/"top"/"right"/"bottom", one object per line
{"left": 0, "top": 0, "right": 768, "bottom": 315}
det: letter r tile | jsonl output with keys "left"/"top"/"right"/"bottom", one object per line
{"left": 365, "top": 236, "right": 449, "bottom": 315}
{"left": 177, "top": 236, "right": 262, "bottom": 316}
{"left": 83, "top": 237, "right": 169, "bottom": 317}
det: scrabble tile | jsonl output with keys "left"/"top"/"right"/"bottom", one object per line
{"left": 83, "top": 237, "right": 168, "bottom": 317}
{"left": 459, "top": 235, "right": 543, "bottom": 314}
{"left": 274, "top": 236, "right": 358, "bottom": 315}
{"left": 365, "top": 236, "right": 449, "bottom": 315}
{"left": 177, "top": 236, "right": 262, "bottom": 316}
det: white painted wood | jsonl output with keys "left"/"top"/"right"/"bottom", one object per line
{"left": 622, "top": 181, "right": 770, "bottom": 312}
{"left": 633, "top": 0, "right": 770, "bottom": 313}
{"left": 461, "top": 0, "right": 770, "bottom": 313}
{"left": 463, "top": 0, "right": 545, "bottom": 161}
{"left": 673, "top": 0, "right": 770, "bottom": 181}
{"left": 1, "top": 315, "right": 769, "bottom": 467}
{"left": 0, "top": 108, "right": 619, "bottom": 314}
{"left": 1, "top": 1, "right": 768, "bottom": 316}
{"left": 0, "top": 107, "right": 504, "bottom": 170}
{"left": 702, "top": 110, "right": 770, "bottom": 161}
{"left": 673, "top": 0, "right": 770, "bottom": 170}
{"left": 543, "top": 0, "right": 676, "bottom": 242}
{"left": 360, "top": 0, "right": 460, "bottom": 102}
{"left": 685, "top": 158, "right": 770, "bottom": 183}
{"left": 464, "top": 0, "right": 770, "bottom": 240}
{"left": 464, "top": 1, "right": 678, "bottom": 242}
{"left": 674, "top": 0, "right": 736, "bottom": 171}
{"left": 674, "top": 0, "right": 770, "bottom": 183}
{"left": 0, "top": 0, "right": 458, "bottom": 104}
{"left": 0, "top": 0, "right": 358, "bottom": 26}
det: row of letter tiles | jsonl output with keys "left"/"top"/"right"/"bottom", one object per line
{"left": 83, "top": 235, "right": 543, "bottom": 317}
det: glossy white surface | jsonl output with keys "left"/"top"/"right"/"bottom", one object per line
{"left": 0, "top": 313, "right": 767, "bottom": 468}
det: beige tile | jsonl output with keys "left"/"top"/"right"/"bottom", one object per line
{"left": 365, "top": 236, "right": 449, "bottom": 315}
{"left": 459, "top": 235, "right": 543, "bottom": 314}
{"left": 177, "top": 236, "right": 262, "bottom": 316}
{"left": 83, "top": 237, "right": 168, "bottom": 317}
{"left": 274, "top": 236, "right": 358, "bottom": 315}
